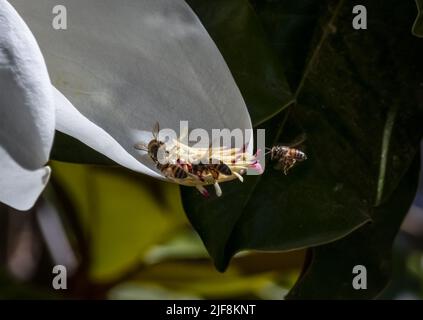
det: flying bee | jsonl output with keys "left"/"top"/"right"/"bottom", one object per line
{"left": 266, "top": 134, "right": 307, "bottom": 175}
{"left": 134, "top": 122, "right": 190, "bottom": 180}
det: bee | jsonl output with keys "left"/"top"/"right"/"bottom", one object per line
{"left": 266, "top": 134, "right": 307, "bottom": 175}
{"left": 191, "top": 159, "right": 232, "bottom": 181}
{"left": 134, "top": 122, "right": 190, "bottom": 180}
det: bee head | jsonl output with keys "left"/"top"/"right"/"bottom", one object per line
{"left": 299, "top": 151, "right": 307, "bottom": 161}
{"left": 148, "top": 139, "right": 164, "bottom": 161}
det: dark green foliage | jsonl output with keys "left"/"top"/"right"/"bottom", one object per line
{"left": 182, "top": 0, "right": 423, "bottom": 298}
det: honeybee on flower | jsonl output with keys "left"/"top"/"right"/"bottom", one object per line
{"left": 134, "top": 123, "right": 262, "bottom": 197}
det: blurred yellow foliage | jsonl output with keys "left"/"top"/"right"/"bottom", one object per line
{"left": 50, "top": 161, "right": 304, "bottom": 299}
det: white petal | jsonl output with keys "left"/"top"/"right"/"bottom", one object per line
{"left": 0, "top": 148, "right": 51, "bottom": 211}
{"left": 54, "top": 87, "right": 164, "bottom": 180}
{"left": 10, "top": 0, "right": 253, "bottom": 176}
{"left": 0, "top": 0, "right": 54, "bottom": 210}
{"left": 0, "top": 0, "right": 54, "bottom": 169}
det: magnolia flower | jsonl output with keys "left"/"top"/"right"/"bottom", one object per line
{"left": 1, "top": 0, "right": 256, "bottom": 210}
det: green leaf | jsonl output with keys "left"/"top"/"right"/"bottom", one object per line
{"left": 51, "top": 131, "right": 116, "bottom": 165}
{"left": 249, "top": 0, "right": 325, "bottom": 89}
{"left": 413, "top": 0, "right": 423, "bottom": 37}
{"left": 186, "top": 0, "right": 293, "bottom": 126}
{"left": 109, "top": 250, "right": 303, "bottom": 299}
{"left": 0, "top": 269, "right": 58, "bottom": 299}
{"left": 287, "top": 152, "right": 420, "bottom": 299}
{"left": 182, "top": 0, "right": 423, "bottom": 273}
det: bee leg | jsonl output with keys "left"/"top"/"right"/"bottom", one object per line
{"left": 186, "top": 170, "right": 204, "bottom": 182}
{"left": 192, "top": 167, "right": 205, "bottom": 182}
{"left": 195, "top": 171, "right": 205, "bottom": 182}
{"left": 213, "top": 182, "right": 222, "bottom": 197}
{"left": 195, "top": 185, "right": 209, "bottom": 198}
{"left": 217, "top": 163, "right": 232, "bottom": 176}
{"left": 178, "top": 168, "right": 188, "bottom": 179}
{"left": 283, "top": 159, "right": 296, "bottom": 175}
{"left": 161, "top": 166, "right": 173, "bottom": 179}
{"left": 233, "top": 171, "right": 244, "bottom": 182}
{"left": 211, "top": 169, "right": 220, "bottom": 180}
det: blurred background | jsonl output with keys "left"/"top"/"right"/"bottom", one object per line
{"left": 0, "top": 151, "right": 422, "bottom": 300}
{"left": 0, "top": 160, "right": 304, "bottom": 299}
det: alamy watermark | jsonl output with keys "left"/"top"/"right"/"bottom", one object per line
{"left": 352, "top": 5, "right": 367, "bottom": 30}
{"left": 52, "top": 265, "right": 67, "bottom": 290}
{"left": 52, "top": 5, "right": 67, "bottom": 30}
{"left": 352, "top": 265, "right": 367, "bottom": 290}
{"left": 52, "top": 4, "right": 369, "bottom": 32}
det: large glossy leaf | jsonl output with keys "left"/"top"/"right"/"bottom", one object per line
{"left": 186, "top": 0, "right": 293, "bottom": 125}
{"left": 287, "top": 152, "right": 421, "bottom": 299}
{"left": 182, "top": 0, "right": 423, "bottom": 273}
{"left": 249, "top": 0, "right": 324, "bottom": 89}
{"left": 51, "top": 131, "right": 115, "bottom": 166}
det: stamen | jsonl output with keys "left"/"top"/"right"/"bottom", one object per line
{"left": 196, "top": 185, "right": 209, "bottom": 198}
{"left": 213, "top": 182, "right": 222, "bottom": 197}
{"left": 251, "top": 162, "right": 263, "bottom": 174}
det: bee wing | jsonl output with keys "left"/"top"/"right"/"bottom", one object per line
{"left": 152, "top": 122, "right": 160, "bottom": 139}
{"left": 179, "top": 125, "right": 189, "bottom": 142}
{"left": 134, "top": 142, "right": 148, "bottom": 151}
{"left": 280, "top": 133, "right": 307, "bottom": 149}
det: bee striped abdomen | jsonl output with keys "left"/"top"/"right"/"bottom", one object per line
{"left": 157, "top": 163, "right": 188, "bottom": 179}
{"left": 174, "top": 166, "right": 188, "bottom": 179}
{"left": 208, "top": 159, "right": 232, "bottom": 178}
{"left": 214, "top": 163, "right": 232, "bottom": 176}
{"left": 292, "top": 149, "right": 307, "bottom": 160}
{"left": 190, "top": 160, "right": 232, "bottom": 181}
